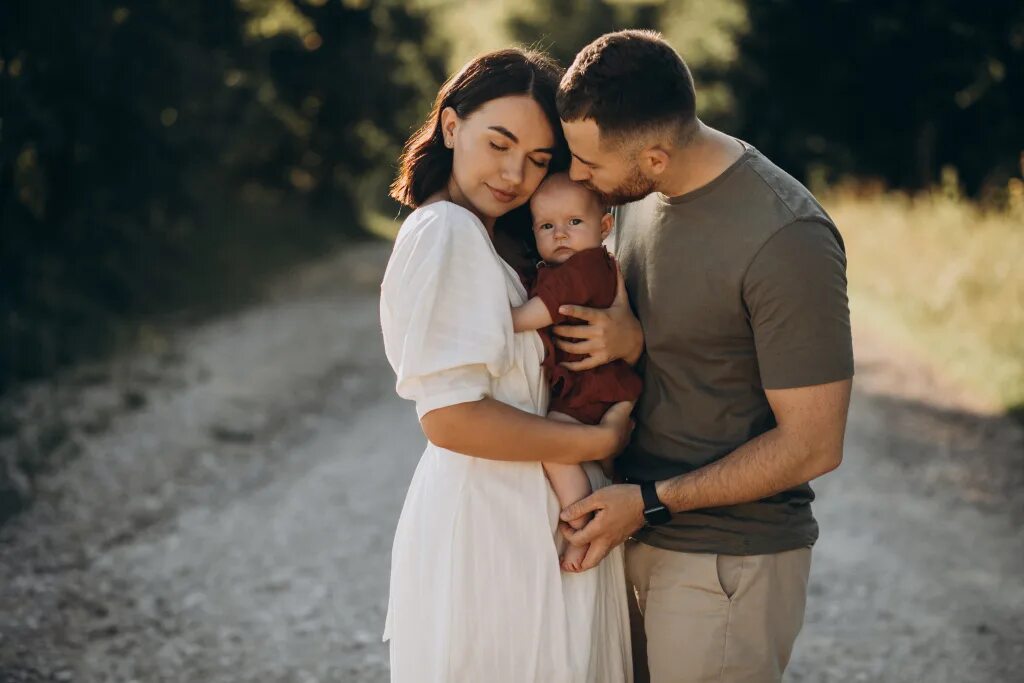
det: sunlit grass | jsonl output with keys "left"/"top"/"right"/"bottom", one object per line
{"left": 825, "top": 185, "right": 1024, "bottom": 411}
{"left": 362, "top": 208, "right": 403, "bottom": 241}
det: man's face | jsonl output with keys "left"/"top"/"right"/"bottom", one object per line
{"left": 560, "top": 117, "right": 656, "bottom": 206}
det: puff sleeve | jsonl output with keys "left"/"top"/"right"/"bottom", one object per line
{"left": 380, "top": 204, "right": 515, "bottom": 418}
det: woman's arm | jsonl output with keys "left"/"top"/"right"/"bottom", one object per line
{"left": 420, "top": 398, "right": 633, "bottom": 465}
{"left": 511, "top": 296, "right": 555, "bottom": 333}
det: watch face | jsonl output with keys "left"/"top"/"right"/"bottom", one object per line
{"left": 644, "top": 505, "right": 672, "bottom": 526}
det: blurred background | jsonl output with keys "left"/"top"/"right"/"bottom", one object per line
{"left": 3, "top": 0, "right": 1022, "bottom": 407}
{"left": 1, "top": 1, "right": 1023, "bottom": 681}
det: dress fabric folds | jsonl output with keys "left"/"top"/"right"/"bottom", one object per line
{"left": 379, "top": 201, "right": 632, "bottom": 683}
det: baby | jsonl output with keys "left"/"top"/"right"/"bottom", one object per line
{"left": 512, "top": 172, "right": 643, "bottom": 572}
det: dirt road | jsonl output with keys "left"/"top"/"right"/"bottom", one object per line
{"left": 1, "top": 242, "right": 1021, "bottom": 682}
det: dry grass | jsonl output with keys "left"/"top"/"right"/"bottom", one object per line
{"left": 824, "top": 185, "right": 1024, "bottom": 411}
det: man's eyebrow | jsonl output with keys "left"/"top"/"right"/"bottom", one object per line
{"left": 572, "top": 152, "right": 597, "bottom": 167}
{"left": 488, "top": 126, "right": 556, "bottom": 154}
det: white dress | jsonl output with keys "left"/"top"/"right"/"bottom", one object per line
{"left": 380, "top": 201, "right": 633, "bottom": 683}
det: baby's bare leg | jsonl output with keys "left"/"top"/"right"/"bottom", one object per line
{"left": 544, "top": 411, "right": 593, "bottom": 572}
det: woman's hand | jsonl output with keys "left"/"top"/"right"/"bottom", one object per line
{"left": 595, "top": 400, "right": 635, "bottom": 460}
{"left": 553, "top": 264, "right": 644, "bottom": 370}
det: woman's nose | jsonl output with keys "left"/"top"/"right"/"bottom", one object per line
{"left": 501, "top": 156, "right": 524, "bottom": 186}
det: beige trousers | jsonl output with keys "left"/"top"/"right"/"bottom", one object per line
{"left": 625, "top": 540, "right": 812, "bottom": 683}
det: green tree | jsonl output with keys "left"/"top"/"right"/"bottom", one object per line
{"left": 723, "top": 0, "right": 1024, "bottom": 194}
{"left": 0, "top": 0, "right": 446, "bottom": 385}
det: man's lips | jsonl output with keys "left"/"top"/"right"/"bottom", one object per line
{"left": 486, "top": 184, "right": 517, "bottom": 203}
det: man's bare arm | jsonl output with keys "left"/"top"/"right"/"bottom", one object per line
{"left": 421, "top": 397, "right": 634, "bottom": 465}
{"left": 511, "top": 297, "right": 554, "bottom": 333}
{"left": 654, "top": 378, "right": 852, "bottom": 511}
{"left": 560, "top": 379, "right": 852, "bottom": 571}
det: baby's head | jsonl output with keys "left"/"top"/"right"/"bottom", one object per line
{"left": 529, "top": 172, "right": 612, "bottom": 265}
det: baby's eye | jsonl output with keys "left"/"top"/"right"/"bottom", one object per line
{"left": 538, "top": 223, "right": 554, "bottom": 231}
{"left": 489, "top": 141, "right": 508, "bottom": 152}
{"left": 569, "top": 218, "right": 584, "bottom": 226}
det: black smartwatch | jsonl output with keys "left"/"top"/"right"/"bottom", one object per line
{"left": 640, "top": 480, "right": 671, "bottom": 526}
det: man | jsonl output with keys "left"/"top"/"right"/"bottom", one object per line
{"left": 553, "top": 30, "right": 854, "bottom": 682}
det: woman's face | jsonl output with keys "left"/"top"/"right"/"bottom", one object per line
{"left": 441, "top": 95, "right": 557, "bottom": 226}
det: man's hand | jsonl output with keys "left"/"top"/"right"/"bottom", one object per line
{"left": 553, "top": 264, "right": 643, "bottom": 370}
{"left": 559, "top": 484, "right": 645, "bottom": 571}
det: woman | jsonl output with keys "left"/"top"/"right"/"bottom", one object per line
{"left": 380, "top": 49, "right": 635, "bottom": 682}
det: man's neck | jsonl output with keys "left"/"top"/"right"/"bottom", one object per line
{"left": 654, "top": 122, "right": 746, "bottom": 200}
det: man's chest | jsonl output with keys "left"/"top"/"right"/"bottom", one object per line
{"left": 614, "top": 215, "right": 754, "bottom": 358}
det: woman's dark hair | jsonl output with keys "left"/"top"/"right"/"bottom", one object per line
{"left": 390, "top": 48, "right": 568, "bottom": 207}
{"left": 558, "top": 30, "right": 697, "bottom": 145}
{"left": 390, "top": 48, "right": 568, "bottom": 267}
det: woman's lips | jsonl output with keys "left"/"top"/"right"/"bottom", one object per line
{"left": 487, "top": 184, "right": 517, "bottom": 203}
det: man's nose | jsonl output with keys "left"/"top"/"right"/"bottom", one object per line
{"left": 568, "top": 158, "right": 589, "bottom": 182}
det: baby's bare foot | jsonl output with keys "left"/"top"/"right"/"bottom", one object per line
{"left": 561, "top": 543, "right": 588, "bottom": 573}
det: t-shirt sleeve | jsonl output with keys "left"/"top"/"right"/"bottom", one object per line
{"left": 743, "top": 220, "right": 854, "bottom": 389}
{"left": 532, "top": 249, "right": 612, "bottom": 324}
{"left": 380, "top": 206, "right": 514, "bottom": 418}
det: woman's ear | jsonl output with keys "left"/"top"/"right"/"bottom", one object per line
{"left": 440, "top": 107, "right": 459, "bottom": 148}
{"left": 600, "top": 211, "right": 614, "bottom": 240}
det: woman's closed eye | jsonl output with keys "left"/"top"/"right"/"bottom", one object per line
{"left": 489, "top": 141, "right": 548, "bottom": 169}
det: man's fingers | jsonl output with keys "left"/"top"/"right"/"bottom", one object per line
{"left": 580, "top": 541, "right": 611, "bottom": 571}
{"left": 552, "top": 324, "right": 597, "bottom": 340}
{"left": 554, "top": 337, "right": 597, "bottom": 355}
{"left": 560, "top": 521, "right": 596, "bottom": 547}
{"left": 560, "top": 358, "right": 602, "bottom": 372}
{"left": 561, "top": 493, "right": 603, "bottom": 524}
{"left": 567, "top": 520, "right": 602, "bottom": 547}
{"left": 558, "top": 304, "right": 600, "bottom": 322}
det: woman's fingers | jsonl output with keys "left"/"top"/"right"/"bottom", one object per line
{"left": 602, "top": 401, "right": 635, "bottom": 425}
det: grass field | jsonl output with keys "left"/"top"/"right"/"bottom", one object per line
{"left": 825, "top": 184, "right": 1024, "bottom": 414}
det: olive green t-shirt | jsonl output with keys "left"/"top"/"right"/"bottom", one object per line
{"left": 614, "top": 143, "right": 854, "bottom": 556}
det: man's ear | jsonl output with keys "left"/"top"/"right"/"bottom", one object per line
{"left": 600, "top": 211, "right": 614, "bottom": 240}
{"left": 439, "top": 106, "right": 460, "bottom": 147}
{"left": 639, "top": 146, "right": 670, "bottom": 177}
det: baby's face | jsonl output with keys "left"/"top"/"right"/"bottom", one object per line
{"left": 530, "top": 176, "right": 610, "bottom": 265}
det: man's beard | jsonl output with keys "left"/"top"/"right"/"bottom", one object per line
{"left": 585, "top": 163, "right": 656, "bottom": 206}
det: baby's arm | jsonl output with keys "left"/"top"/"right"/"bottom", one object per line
{"left": 511, "top": 296, "right": 555, "bottom": 333}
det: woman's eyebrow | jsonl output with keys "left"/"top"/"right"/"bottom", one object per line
{"left": 488, "top": 126, "right": 556, "bottom": 154}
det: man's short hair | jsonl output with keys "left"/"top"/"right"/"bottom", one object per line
{"left": 557, "top": 30, "right": 697, "bottom": 147}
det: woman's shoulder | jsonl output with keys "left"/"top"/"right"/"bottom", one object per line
{"left": 397, "top": 200, "right": 489, "bottom": 246}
